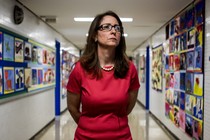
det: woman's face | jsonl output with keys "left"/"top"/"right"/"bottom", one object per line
{"left": 96, "top": 15, "right": 121, "bottom": 48}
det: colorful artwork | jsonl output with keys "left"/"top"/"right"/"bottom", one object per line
{"left": 180, "top": 32, "right": 187, "bottom": 51}
{"left": 169, "top": 38, "right": 174, "bottom": 53}
{"left": 185, "top": 113, "right": 193, "bottom": 137}
{"left": 24, "top": 42, "right": 32, "bottom": 61}
{"left": 170, "top": 19, "right": 175, "bottom": 36}
{"left": 165, "top": 102, "right": 170, "bottom": 117}
{"left": 37, "top": 47, "right": 43, "bottom": 64}
{"left": 180, "top": 11, "right": 186, "bottom": 32}
{"left": 48, "top": 51, "right": 55, "bottom": 65}
{"left": 193, "top": 119, "right": 203, "bottom": 140}
{"left": 193, "top": 97, "right": 203, "bottom": 120}
{"left": 24, "top": 68, "right": 31, "bottom": 88}
{"left": 3, "top": 67, "right": 15, "bottom": 94}
{"left": 174, "top": 54, "right": 180, "bottom": 71}
{"left": 0, "top": 67, "right": 2, "bottom": 95}
{"left": 193, "top": 73, "right": 203, "bottom": 96}
{"left": 165, "top": 88, "right": 174, "bottom": 104}
{"left": 165, "top": 55, "right": 169, "bottom": 72}
{"left": 186, "top": 51, "right": 194, "bottom": 71}
{"left": 186, "top": 6, "right": 195, "bottom": 29}
{"left": 174, "top": 72, "right": 180, "bottom": 90}
{"left": 174, "top": 106, "right": 180, "bottom": 127}
{"left": 170, "top": 73, "right": 174, "bottom": 88}
{"left": 37, "top": 69, "right": 43, "bottom": 84}
{"left": 169, "top": 55, "right": 174, "bottom": 71}
{"left": 174, "top": 35, "right": 180, "bottom": 53}
{"left": 0, "top": 32, "right": 2, "bottom": 60}
{"left": 152, "top": 45, "right": 163, "bottom": 91}
{"left": 15, "top": 67, "right": 24, "bottom": 91}
{"left": 195, "top": 0, "right": 204, "bottom": 25}
{"left": 179, "top": 109, "right": 185, "bottom": 131}
{"left": 186, "top": 72, "right": 194, "bottom": 94}
{"left": 185, "top": 94, "right": 196, "bottom": 115}
{"left": 180, "top": 72, "right": 186, "bottom": 91}
{"left": 187, "top": 28, "right": 196, "bottom": 50}
{"left": 194, "top": 48, "right": 202, "bottom": 72}
{"left": 139, "top": 55, "right": 145, "bottom": 83}
{"left": 15, "top": 38, "right": 24, "bottom": 62}
{"left": 3, "top": 34, "right": 14, "bottom": 61}
{"left": 32, "top": 46, "right": 38, "bottom": 63}
{"left": 43, "top": 68, "right": 55, "bottom": 84}
{"left": 165, "top": 72, "right": 170, "bottom": 89}
{"left": 173, "top": 90, "right": 180, "bottom": 106}
{"left": 180, "top": 52, "right": 187, "bottom": 70}
{"left": 196, "top": 25, "right": 203, "bottom": 48}
{"left": 32, "top": 68, "right": 37, "bottom": 85}
{"left": 175, "top": 16, "right": 180, "bottom": 35}
{"left": 180, "top": 92, "right": 185, "bottom": 110}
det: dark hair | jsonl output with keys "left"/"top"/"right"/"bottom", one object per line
{"left": 79, "top": 10, "right": 129, "bottom": 79}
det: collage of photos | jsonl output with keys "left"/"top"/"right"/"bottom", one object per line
{"left": 61, "top": 50, "right": 78, "bottom": 99}
{"left": 164, "top": 0, "right": 204, "bottom": 139}
{"left": 0, "top": 30, "right": 56, "bottom": 97}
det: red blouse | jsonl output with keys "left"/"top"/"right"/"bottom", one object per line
{"left": 67, "top": 61, "right": 140, "bottom": 140}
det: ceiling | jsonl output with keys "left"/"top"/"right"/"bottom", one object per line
{"left": 17, "top": 0, "right": 193, "bottom": 56}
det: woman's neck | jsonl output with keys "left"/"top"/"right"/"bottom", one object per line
{"left": 98, "top": 46, "right": 115, "bottom": 66}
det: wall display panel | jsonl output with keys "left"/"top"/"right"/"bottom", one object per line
{"left": 152, "top": 44, "right": 163, "bottom": 91}
{"left": 163, "top": 0, "right": 204, "bottom": 139}
{"left": 61, "top": 50, "right": 78, "bottom": 99}
{"left": 0, "top": 67, "right": 2, "bottom": 95}
{"left": 0, "top": 27, "right": 55, "bottom": 99}
{"left": 26, "top": 39, "right": 55, "bottom": 92}
{"left": 0, "top": 32, "right": 2, "bottom": 60}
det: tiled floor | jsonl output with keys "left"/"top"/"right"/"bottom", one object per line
{"left": 32, "top": 103, "right": 175, "bottom": 140}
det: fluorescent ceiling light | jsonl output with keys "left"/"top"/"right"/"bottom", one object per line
{"left": 74, "top": 17, "right": 133, "bottom": 22}
{"left": 120, "top": 18, "right": 133, "bottom": 22}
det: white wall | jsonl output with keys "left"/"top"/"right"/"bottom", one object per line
{"left": 0, "top": 0, "right": 79, "bottom": 139}
{"left": 0, "top": 89, "right": 54, "bottom": 140}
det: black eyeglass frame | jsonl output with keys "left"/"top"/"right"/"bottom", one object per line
{"left": 97, "top": 24, "right": 123, "bottom": 33}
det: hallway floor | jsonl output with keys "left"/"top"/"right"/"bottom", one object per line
{"left": 32, "top": 103, "right": 176, "bottom": 140}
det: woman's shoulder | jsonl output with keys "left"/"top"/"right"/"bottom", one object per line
{"left": 129, "top": 61, "right": 136, "bottom": 70}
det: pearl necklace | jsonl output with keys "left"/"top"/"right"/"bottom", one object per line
{"left": 101, "top": 65, "right": 114, "bottom": 71}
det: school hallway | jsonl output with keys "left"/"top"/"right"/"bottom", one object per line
{"left": 31, "top": 103, "right": 176, "bottom": 140}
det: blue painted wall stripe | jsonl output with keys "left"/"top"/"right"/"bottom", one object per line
{"left": 146, "top": 46, "right": 150, "bottom": 110}
{"left": 55, "top": 40, "right": 61, "bottom": 116}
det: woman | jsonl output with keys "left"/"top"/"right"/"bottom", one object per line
{"left": 67, "top": 10, "right": 140, "bottom": 140}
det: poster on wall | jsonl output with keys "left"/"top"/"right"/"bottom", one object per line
{"left": 3, "top": 67, "right": 15, "bottom": 94}
{"left": 0, "top": 67, "right": 2, "bottom": 95}
{"left": 15, "top": 38, "right": 24, "bottom": 62}
{"left": 24, "top": 68, "right": 31, "bottom": 88}
{"left": 152, "top": 44, "right": 163, "bottom": 91}
{"left": 0, "top": 32, "right": 2, "bottom": 60}
{"left": 3, "top": 34, "right": 14, "bottom": 61}
{"left": 15, "top": 67, "right": 24, "bottom": 91}
{"left": 24, "top": 42, "right": 32, "bottom": 61}
{"left": 139, "top": 55, "right": 145, "bottom": 83}
{"left": 32, "top": 46, "right": 38, "bottom": 63}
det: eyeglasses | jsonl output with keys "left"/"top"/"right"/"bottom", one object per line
{"left": 98, "top": 24, "right": 123, "bottom": 32}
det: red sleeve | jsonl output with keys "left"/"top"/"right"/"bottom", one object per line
{"left": 66, "top": 63, "right": 82, "bottom": 94}
{"left": 129, "top": 62, "right": 140, "bottom": 91}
